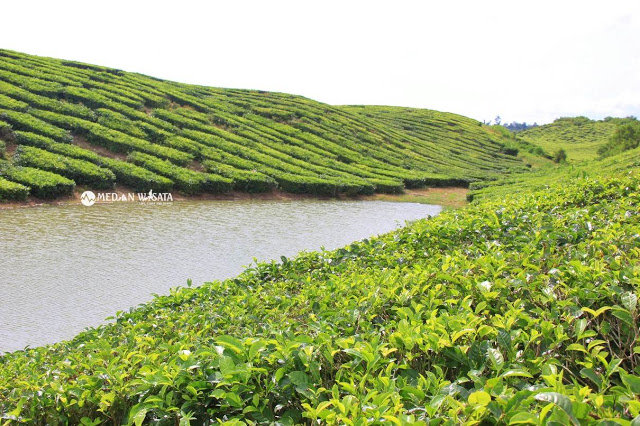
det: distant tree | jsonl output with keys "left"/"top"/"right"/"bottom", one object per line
{"left": 553, "top": 148, "right": 567, "bottom": 163}
{"left": 494, "top": 115, "right": 502, "bottom": 126}
{"left": 597, "top": 122, "right": 640, "bottom": 157}
{"left": 504, "top": 121, "right": 539, "bottom": 132}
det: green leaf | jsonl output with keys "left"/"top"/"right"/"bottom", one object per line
{"left": 225, "top": 392, "right": 244, "bottom": 408}
{"left": 534, "top": 392, "right": 578, "bottom": 425}
{"left": 468, "top": 390, "right": 491, "bottom": 406}
{"left": 621, "top": 373, "right": 640, "bottom": 393}
{"left": 248, "top": 340, "right": 265, "bottom": 360}
{"left": 130, "top": 406, "right": 148, "bottom": 426}
{"left": 582, "top": 306, "right": 611, "bottom": 318}
{"left": 566, "top": 343, "right": 587, "bottom": 353}
{"left": 487, "top": 347, "right": 504, "bottom": 369}
{"left": 579, "top": 368, "right": 602, "bottom": 390}
{"left": 288, "top": 371, "right": 310, "bottom": 390}
{"left": 497, "top": 329, "right": 512, "bottom": 351}
{"left": 611, "top": 307, "right": 634, "bottom": 326}
{"left": 508, "top": 411, "right": 537, "bottom": 424}
{"left": 622, "top": 292, "right": 638, "bottom": 312}
{"left": 215, "top": 335, "right": 245, "bottom": 355}
{"left": 501, "top": 369, "right": 533, "bottom": 379}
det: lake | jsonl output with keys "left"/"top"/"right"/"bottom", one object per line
{"left": 0, "top": 199, "right": 440, "bottom": 352}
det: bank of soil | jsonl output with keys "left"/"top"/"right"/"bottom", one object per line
{"left": 0, "top": 186, "right": 468, "bottom": 209}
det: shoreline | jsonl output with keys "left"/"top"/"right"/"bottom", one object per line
{"left": 0, "top": 186, "right": 469, "bottom": 210}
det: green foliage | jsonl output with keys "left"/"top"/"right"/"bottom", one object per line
{"left": 128, "top": 151, "right": 232, "bottom": 194}
{"left": 0, "top": 81, "right": 96, "bottom": 120}
{"left": 0, "top": 93, "right": 28, "bottom": 111}
{"left": 101, "top": 158, "right": 174, "bottom": 193}
{"left": 0, "top": 176, "right": 29, "bottom": 200}
{"left": 553, "top": 147, "right": 567, "bottom": 163}
{"left": 0, "top": 48, "right": 549, "bottom": 201}
{"left": 202, "top": 161, "right": 277, "bottom": 193}
{"left": 467, "top": 144, "right": 640, "bottom": 201}
{"left": 520, "top": 117, "right": 619, "bottom": 162}
{"left": 0, "top": 109, "right": 71, "bottom": 142}
{"left": 1, "top": 172, "right": 639, "bottom": 423}
{"left": 13, "top": 130, "right": 57, "bottom": 149}
{"left": 28, "top": 109, "right": 194, "bottom": 166}
{"left": 598, "top": 121, "right": 640, "bottom": 158}
{"left": 10, "top": 136, "right": 175, "bottom": 193}
{"left": 0, "top": 162, "right": 75, "bottom": 198}
{"left": 13, "top": 145, "right": 115, "bottom": 189}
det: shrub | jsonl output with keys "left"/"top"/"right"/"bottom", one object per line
{"left": 0, "top": 163, "right": 75, "bottom": 198}
{"left": 0, "top": 93, "right": 27, "bottom": 111}
{"left": 101, "top": 158, "right": 174, "bottom": 193}
{"left": 29, "top": 110, "right": 193, "bottom": 165}
{"left": 12, "top": 137, "right": 174, "bottom": 192}
{"left": 96, "top": 109, "right": 148, "bottom": 139}
{"left": 13, "top": 131, "right": 55, "bottom": 149}
{"left": 13, "top": 145, "right": 115, "bottom": 189}
{"left": 128, "top": 151, "right": 231, "bottom": 194}
{"left": 553, "top": 148, "right": 568, "bottom": 163}
{"left": 367, "top": 178, "right": 403, "bottom": 194}
{"left": 0, "top": 176, "right": 29, "bottom": 201}
{"left": 202, "top": 161, "right": 277, "bottom": 193}
{"left": 0, "top": 109, "right": 71, "bottom": 142}
{"left": 0, "top": 81, "right": 96, "bottom": 120}
{"left": 598, "top": 122, "right": 640, "bottom": 158}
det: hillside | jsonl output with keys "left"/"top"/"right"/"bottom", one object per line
{"left": 0, "top": 49, "right": 533, "bottom": 203}
{"left": 516, "top": 116, "right": 625, "bottom": 162}
{"left": 1, "top": 147, "right": 639, "bottom": 423}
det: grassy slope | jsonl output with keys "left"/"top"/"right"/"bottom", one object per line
{"left": 0, "top": 49, "right": 533, "bottom": 202}
{"left": 517, "top": 117, "right": 618, "bottom": 162}
{"left": 1, "top": 149, "right": 639, "bottom": 424}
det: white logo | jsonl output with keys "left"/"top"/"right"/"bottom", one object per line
{"left": 80, "top": 191, "right": 96, "bottom": 207}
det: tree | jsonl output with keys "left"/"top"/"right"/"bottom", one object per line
{"left": 597, "top": 122, "right": 640, "bottom": 158}
{"left": 494, "top": 115, "right": 501, "bottom": 126}
{"left": 553, "top": 148, "right": 567, "bottom": 163}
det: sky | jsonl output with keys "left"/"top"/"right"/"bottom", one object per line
{"left": 1, "top": 0, "right": 638, "bottom": 124}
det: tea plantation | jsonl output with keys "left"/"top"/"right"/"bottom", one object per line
{"left": 0, "top": 49, "right": 534, "bottom": 202}
{"left": 515, "top": 117, "right": 634, "bottom": 163}
{"left": 1, "top": 49, "right": 639, "bottom": 424}
{"left": 1, "top": 141, "right": 639, "bottom": 423}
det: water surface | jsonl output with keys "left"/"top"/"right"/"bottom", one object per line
{"left": 0, "top": 199, "right": 440, "bottom": 352}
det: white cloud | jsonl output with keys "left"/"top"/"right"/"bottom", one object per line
{"left": 1, "top": 0, "right": 638, "bottom": 124}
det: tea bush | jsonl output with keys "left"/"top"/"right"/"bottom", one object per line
{"left": 202, "top": 160, "right": 277, "bottom": 193}
{"left": 0, "top": 163, "right": 75, "bottom": 198}
{"left": 13, "top": 145, "right": 115, "bottom": 189}
{"left": 101, "top": 158, "right": 174, "bottom": 193}
{"left": 0, "top": 176, "right": 28, "bottom": 200}
{"left": 128, "top": 151, "right": 232, "bottom": 194}
{"left": 0, "top": 109, "right": 71, "bottom": 142}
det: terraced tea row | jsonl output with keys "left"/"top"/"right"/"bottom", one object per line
{"left": 0, "top": 49, "right": 534, "bottom": 201}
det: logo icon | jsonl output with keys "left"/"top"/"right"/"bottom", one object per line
{"left": 80, "top": 191, "right": 96, "bottom": 207}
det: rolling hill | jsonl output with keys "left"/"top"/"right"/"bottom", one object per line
{"left": 0, "top": 49, "right": 534, "bottom": 202}
{"left": 516, "top": 116, "right": 630, "bottom": 162}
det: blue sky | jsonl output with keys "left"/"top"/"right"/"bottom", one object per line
{"left": 2, "top": 0, "right": 638, "bottom": 124}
